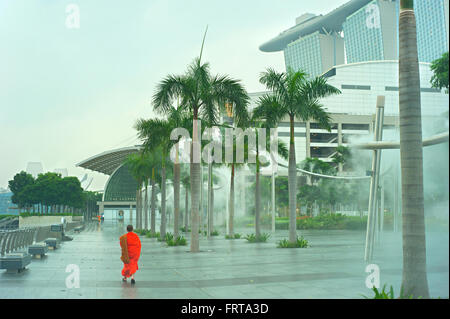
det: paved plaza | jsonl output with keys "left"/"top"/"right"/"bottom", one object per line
{"left": 0, "top": 221, "right": 448, "bottom": 299}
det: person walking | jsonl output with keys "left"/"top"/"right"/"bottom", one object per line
{"left": 120, "top": 224, "right": 141, "bottom": 284}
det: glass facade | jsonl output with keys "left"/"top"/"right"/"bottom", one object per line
{"left": 103, "top": 164, "right": 137, "bottom": 202}
{"left": 284, "top": 31, "right": 322, "bottom": 77}
{"left": 343, "top": 0, "right": 384, "bottom": 63}
{"left": 0, "top": 192, "right": 18, "bottom": 215}
{"left": 415, "top": 0, "right": 448, "bottom": 62}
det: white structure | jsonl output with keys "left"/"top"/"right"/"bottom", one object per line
{"left": 248, "top": 60, "right": 448, "bottom": 173}
{"left": 54, "top": 168, "right": 68, "bottom": 178}
{"left": 25, "top": 162, "right": 44, "bottom": 178}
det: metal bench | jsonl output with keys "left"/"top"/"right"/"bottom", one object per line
{"left": 28, "top": 243, "right": 49, "bottom": 259}
{"left": 0, "top": 252, "right": 32, "bottom": 273}
{"left": 44, "top": 238, "right": 60, "bottom": 250}
{"left": 73, "top": 226, "right": 84, "bottom": 233}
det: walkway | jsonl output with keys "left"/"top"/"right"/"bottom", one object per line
{"left": 0, "top": 221, "right": 448, "bottom": 299}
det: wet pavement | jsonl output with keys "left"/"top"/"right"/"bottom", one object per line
{"left": 0, "top": 221, "right": 448, "bottom": 299}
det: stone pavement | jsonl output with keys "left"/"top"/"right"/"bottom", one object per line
{"left": 0, "top": 221, "right": 448, "bottom": 299}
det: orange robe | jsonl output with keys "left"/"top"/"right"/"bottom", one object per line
{"left": 120, "top": 232, "right": 141, "bottom": 278}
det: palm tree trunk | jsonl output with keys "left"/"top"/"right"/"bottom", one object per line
{"left": 207, "top": 162, "right": 212, "bottom": 239}
{"left": 160, "top": 165, "right": 167, "bottom": 239}
{"left": 288, "top": 115, "right": 298, "bottom": 243}
{"left": 399, "top": 0, "right": 429, "bottom": 298}
{"left": 190, "top": 115, "right": 200, "bottom": 252}
{"left": 144, "top": 183, "right": 148, "bottom": 230}
{"left": 228, "top": 164, "right": 235, "bottom": 236}
{"left": 185, "top": 186, "right": 189, "bottom": 231}
{"left": 151, "top": 171, "right": 156, "bottom": 235}
{"left": 211, "top": 180, "right": 214, "bottom": 234}
{"left": 255, "top": 152, "right": 261, "bottom": 238}
{"left": 174, "top": 145, "right": 180, "bottom": 238}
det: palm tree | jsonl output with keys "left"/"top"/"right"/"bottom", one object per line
{"left": 398, "top": 0, "right": 429, "bottom": 299}
{"left": 254, "top": 68, "right": 340, "bottom": 243}
{"left": 226, "top": 133, "right": 249, "bottom": 237}
{"left": 152, "top": 58, "right": 249, "bottom": 252}
{"left": 135, "top": 119, "right": 175, "bottom": 240}
{"left": 125, "top": 152, "right": 152, "bottom": 229}
{"left": 181, "top": 168, "right": 190, "bottom": 232}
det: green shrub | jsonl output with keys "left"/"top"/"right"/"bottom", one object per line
{"left": 245, "top": 233, "right": 270, "bottom": 243}
{"left": 19, "top": 212, "right": 79, "bottom": 218}
{"left": 180, "top": 226, "right": 190, "bottom": 232}
{"left": 146, "top": 231, "right": 160, "bottom": 238}
{"left": 158, "top": 232, "right": 174, "bottom": 242}
{"left": 362, "top": 284, "right": 418, "bottom": 299}
{"left": 225, "top": 233, "right": 242, "bottom": 239}
{"left": 0, "top": 215, "right": 17, "bottom": 220}
{"left": 277, "top": 236, "right": 309, "bottom": 248}
{"left": 167, "top": 236, "right": 187, "bottom": 246}
{"left": 134, "top": 229, "right": 149, "bottom": 236}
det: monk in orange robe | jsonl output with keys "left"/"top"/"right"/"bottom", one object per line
{"left": 120, "top": 225, "right": 141, "bottom": 284}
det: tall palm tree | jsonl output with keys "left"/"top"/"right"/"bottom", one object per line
{"left": 152, "top": 58, "right": 249, "bottom": 252}
{"left": 135, "top": 119, "right": 175, "bottom": 240}
{"left": 226, "top": 133, "right": 249, "bottom": 237}
{"left": 254, "top": 68, "right": 340, "bottom": 243}
{"left": 398, "top": 0, "right": 429, "bottom": 299}
{"left": 124, "top": 152, "right": 152, "bottom": 229}
{"left": 181, "top": 168, "right": 191, "bottom": 232}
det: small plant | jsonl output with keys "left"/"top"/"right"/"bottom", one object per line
{"left": 362, "top": 284, "right": 419, "bottom": 299}
{"left": 167, "top": 236, "right": 187, "bottom": 246}
{"left": 211, "top": 230, "right": 219, "bottom": 236}
{"left": 158, "top": 232, "right": 174, "bottom": 242}
{"left": 277, "top": 236, "right": 309, "bottom": 248}
{"left": 146, "top": 231, "right": 160, "bottom": 238}
{"left": 225, "top": 233, "right": 242, "bottom": 239}
{"left": 245, "top": 233, "right": 270, "bottom": 243}
{"left": 180, "top": 226, "right": 191, "bottom": 232}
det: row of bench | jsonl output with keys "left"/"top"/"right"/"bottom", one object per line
{"left": 0, "top": 223, "right": 84, "bottom": 273}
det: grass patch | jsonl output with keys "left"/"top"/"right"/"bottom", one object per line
{"left": 167, "top": 236, "right": 187, "bottom": 246}
{"left": 277, "top": 236, "right": 309, "bottom": 248}
{"left": 244, "top": 233, "right": 270, "bottom": 243}
{"left": 225, "top": 233, "right": 242, "bottom": 239}
{"left": 145, "top": 231, "right": 160, "bottom": 238}
{"left": 362, "top": 284, "right": 419, "bottom": 299}
{"left": 158, "top": 232, "right": 174, "bottom": 242}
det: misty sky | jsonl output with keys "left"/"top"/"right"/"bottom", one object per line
{"left": 0, "top": 0, "right": 349, "bottom": 191}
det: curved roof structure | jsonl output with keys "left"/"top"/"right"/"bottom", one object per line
{"left": 76, "top": 146, "right": 141, "bottom": 176}
{"left": 103, "top": 164, "right": 138, "bottom": 202}
{"left": 259, "top": 0, "right": 371, "bottom": 52}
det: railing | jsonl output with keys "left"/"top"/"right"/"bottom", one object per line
{"left": 0, "top": 222, "right": 83, "bottom": 256}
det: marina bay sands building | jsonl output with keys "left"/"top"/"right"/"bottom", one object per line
{"left": 260, "top": 0, "right": 449, "bottom": 77}
{"left": 255, "top": 0, "right": 449, "bottom": 170}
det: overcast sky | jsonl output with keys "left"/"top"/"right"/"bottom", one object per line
{"left": 0, "top": 0, "right": 349, "bottom": 191}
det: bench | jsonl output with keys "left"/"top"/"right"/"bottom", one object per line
{"left": 28, "top": 243, "right": 49, "bottom": 259}
{"left": 44, "top": 238, "right": 60, "bottom": 250}
{"left": 0, "top": 252, "right": 32, "bottom": 273}
{"left": 73, "top": 226, "right": 84, "bottom": 233}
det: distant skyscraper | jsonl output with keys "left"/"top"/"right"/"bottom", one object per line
{"left": 26, "top": 162, "right": 43, "bottom": 178}
{"left": 342, "top": 0, "right": 397, "bottom": 63}
{"left": 284, "top": 31, "right": 345, "bottom": 77}
{"left": 54, "top": 168, "right": 68, "bottom": 177}
{"left": 260, "top": 0, "right": 449, "bottom": 73}
{"left": 414, "top": 0, "right": 449, "bottom": 62}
